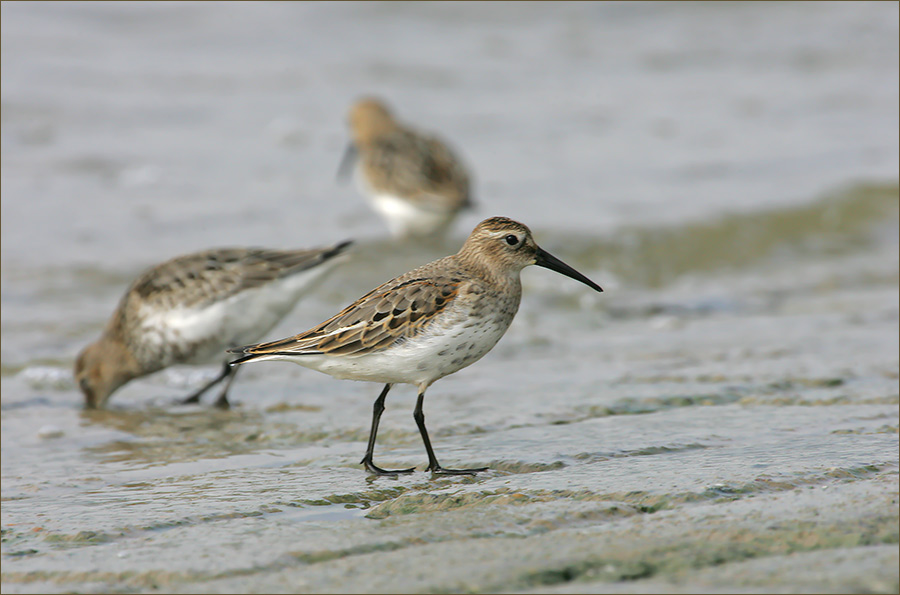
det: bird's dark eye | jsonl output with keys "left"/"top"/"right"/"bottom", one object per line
{"left": 505, "top": 235, "right": 519, "bottom": 246}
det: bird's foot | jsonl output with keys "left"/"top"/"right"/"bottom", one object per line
{"left": 361, "top": 457, "right": 415, "bottom": 476}
{"left": 427, "top": 464, "right": 488, "bottom": 476}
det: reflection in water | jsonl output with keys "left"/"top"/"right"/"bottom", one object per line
{"left": 80, "top": 407, "right": 280, "bottom": 465}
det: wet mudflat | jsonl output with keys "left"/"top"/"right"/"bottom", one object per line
{"left": 2, "top": 2, "right": 898, "bottom": 593}
{"left": 3, "top": 196, "right": 897, "bottom": 592}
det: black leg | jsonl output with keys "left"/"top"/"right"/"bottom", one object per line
{"left": 361, "top": 384, "right": 415, "bottom": 476}
{"left": 180, "top": 362, "right": 232, "bottom": 405}
{"left": 212, "top": 365, "right": 239, "bottom": 410}
{"left": 413, "top": 390, "right": 487, "bottom": 476}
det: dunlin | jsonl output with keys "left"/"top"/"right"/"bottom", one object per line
{"left": 338, "top": 97, "right": 474, "bottom": 239}
{"left": 229, "top": 217, "right": 602, "bottom": 475}
{"left": 75, "top": 241, "right": 352, "bottom": 410}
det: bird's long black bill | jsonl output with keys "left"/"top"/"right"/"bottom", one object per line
{"left": 535, "top": 247, "right": 603, "bottom": 292}
{"left": 336, "top": 143, "right": 358, "bottom": 183}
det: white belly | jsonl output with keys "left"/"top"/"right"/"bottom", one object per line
{"left": 270, "top": 310, "right": 513, "bottom": 389}
{"left": 369, "top": 193, "right": 455, "bottom": 238}
{"left": 135, "top": 263, "right": 340, "bottom": 367}
{"left": 354, "top": 163, "right": 457, "bottom": 238}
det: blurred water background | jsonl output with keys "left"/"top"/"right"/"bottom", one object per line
{"left": 2, "top": 2, "right": 898, "bottom": 593}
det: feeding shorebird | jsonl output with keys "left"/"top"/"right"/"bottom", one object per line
{"left": 337, "top": 97, "right": 474, "bottom": 239}
{"left": 229, "top": 217, "right": 602, "bottom": 475}
{"left": 74, "top": 241, "right": 352, "bottom": 410}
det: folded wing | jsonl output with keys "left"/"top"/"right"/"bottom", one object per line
{"left": 230, "top": 276, "right": 460, "bottom": 362}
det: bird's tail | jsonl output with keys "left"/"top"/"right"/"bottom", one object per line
{"left": 228, "top": 345, "right": 288, "bottom": 366}
{"left": 322, "top": 239, "right": 354, "bottom": 261}
{"left": 228, "top": 341, "right": 320, "bottom": 366}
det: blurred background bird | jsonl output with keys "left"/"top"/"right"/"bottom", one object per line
{"left": 338, "top": 97, "right": 475, "bottom": 240}
{"left": 75, "top": 241, "right": 352, "bottom": 409}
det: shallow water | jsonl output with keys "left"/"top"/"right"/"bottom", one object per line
{"left": 2, "top": 2, "right": 898, "bottom": 593}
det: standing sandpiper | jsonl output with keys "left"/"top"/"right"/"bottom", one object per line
{"left": 229, "top": 217, "right": 602, "bottom": 475}
{"left": 75, "top": 241, "right": 352, "bottom": 410}
{"left": 337, "top": 97, "right": 474, "bottom": 239}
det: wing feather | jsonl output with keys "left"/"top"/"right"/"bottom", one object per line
{"left": 129, "top": 242, "right": 351, "bottom": 310}
{"left": 232, "top": 275, "right": 461, "bottom": 359}
{"left": 364, "top": 129, "right": 470, "bottom": 211}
